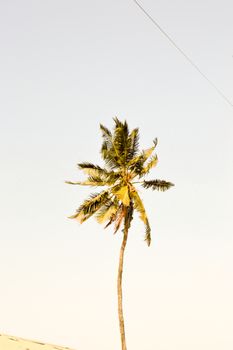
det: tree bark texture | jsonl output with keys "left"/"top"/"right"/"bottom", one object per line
{"left": 117, "top": 226, "right": 128, "bottom": 350}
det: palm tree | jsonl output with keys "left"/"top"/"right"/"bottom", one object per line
{"left": 66, "top": 118, "right": 174, "bottom": 350}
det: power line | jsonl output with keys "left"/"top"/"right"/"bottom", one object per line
{"left": 132, "top": 0, "right": 233, "bottom": 108}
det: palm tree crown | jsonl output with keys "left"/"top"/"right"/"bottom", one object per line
{"left": 67, "top": 118, "right": 174, "bottom": 245}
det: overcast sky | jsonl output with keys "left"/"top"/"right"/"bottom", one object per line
{"left": 0, "top": 1, "right": 232, "bottom": 349}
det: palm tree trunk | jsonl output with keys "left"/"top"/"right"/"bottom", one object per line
{"left": 117, "top": 225, "right": 128, "bottom": 350}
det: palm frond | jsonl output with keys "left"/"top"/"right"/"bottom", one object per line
{"left": 65, "top": 178, "right": 106, "bottom": 187}
{"left": 96, "top": 199, "right": 118, "bottom": 224}
{"left": 100, "top": 124, "right": 112, "bottom": 155}
{"left": 65, "top": 181, "right": 82, "bottom": 185}
{"left": 153, "top": 138, "right": 158, "bottom": 148}
{"left": 128, "top": 155, "right": 145, "bottom": 176}
{"left": 83, "top": 176, "right": 107, "bottom": 186}
{"left": 128, "top": 138, "right": 158, "bottom": 177}
{"left": 100, "top": 119, "right": 138, "bottom": 169}
{"left": 77, "top": 163, "right": 120, "bottom": 183}
{"left": 113, "top": 185, "right": 130, "bottom": 206}
{"left": 100, "top": 139, "right": 120, "bottom": 170}
{"left": 78, "top": 163, "right": 107, "bottom": 176}
{"left": 126, "top": 128, "right": 140, "bottom": 162}
{"left": 112, "top": 118, "right": 130, "bottom": 166}
{"left": 69, "top": 190, "right": 110, "bottom": 223}
{"left": 142, "top": 180, "right": 174, "bottom": 191}
{"left": 100, "top": 124, "right": 112, "bottom": 139}
{"left": 141, "top": 155, "right": 158, "bottom": 175}
{"left": 143, "top": 138, "right": 158, "bottom": 159}
{"left": 144, "top": 219, "right": 151, "bottom": 246}
{"left": 104, "top": 215, "right": 116, "bottom": 229}
{"left": 102, "top": 148, "right": 120, "bottom": 170}
{"left": 100, "top": 123, "right": 121, "bottom": 170}
{"left": 130, "top": 187, "right": 151, "bottom": 246}
{"left": 113, "top": 204, "right": 125, "bottom": 234}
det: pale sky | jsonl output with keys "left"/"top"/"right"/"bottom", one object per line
{"left": 0, "top": 1, "right": 232, "bottom": 349}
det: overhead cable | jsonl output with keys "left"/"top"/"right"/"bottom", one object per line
{"left": 132, "top": 0, "right": 233, "bottom": 108}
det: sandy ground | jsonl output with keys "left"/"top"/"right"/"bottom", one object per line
{"left": 0, "top": 334, "right": 75, "bottom": 350}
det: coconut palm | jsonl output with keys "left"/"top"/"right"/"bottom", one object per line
{"left": 66, "top": 118, "right": 174, "bottom": 350}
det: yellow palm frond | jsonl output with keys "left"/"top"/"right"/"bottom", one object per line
{"left": 142, "top": 138, "right": 158, "bottom": 161}
{"left": 65, "top": 180, "right": 105, "bottom": 186}
{"left": 142, "top": 155, "right": 158, "bottom": 175}
{"left": 96, "top": 202, "right": 118, "bottom": 224}
{"left": 114, "top": 185, "right": 130, "bottom": 206}
{"left": 130, "top": 187, "right": 151, "bottom": 246}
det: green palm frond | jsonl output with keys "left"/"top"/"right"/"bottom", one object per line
{"left": 100, "top": 124, "right": 114, "bottom": 164}
{"left": 69, "top": 190, "right": 110, "bottom": 223}
{"left": 128, "top": 155, "right": 145, "bottom": 176}
{"left": 127, "top": 128, "right": 139, "bottom": 162}
{"left": 100, "top": 121, "right": 126, "bottom": 170}
{"left": 100, "top": 124, "right": 112, "bottom": 153}
{"left": 100, "top": 119, "right": 140, "bottom": 170}
{"left": 112, "top": 118, "right": 130, "bottom": 166}
{"left": 142, "top": 180, "right": 174, "bottom": 191}
{"left": 100, "top": 124, "right": 112, "bottom": 140}
{"left": 78, "top": 163, "right": 108, "bottom": 176}
{"left": 76, "top": 163, "right": 120, "bottom": 183}
{"left": 144, "top": 219, "right": 151, "bottom": 246}
{"left": 87, "top": 175, "right": 118, "bottom": 186}
{"left": 65, "top": 181, "right": 82, "bottom": 185}
{"left": 100, "top": 132, "right": 120, "bottom": 170}
{"left": 130, "top": 187, "right": 151, "bottom": 246}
